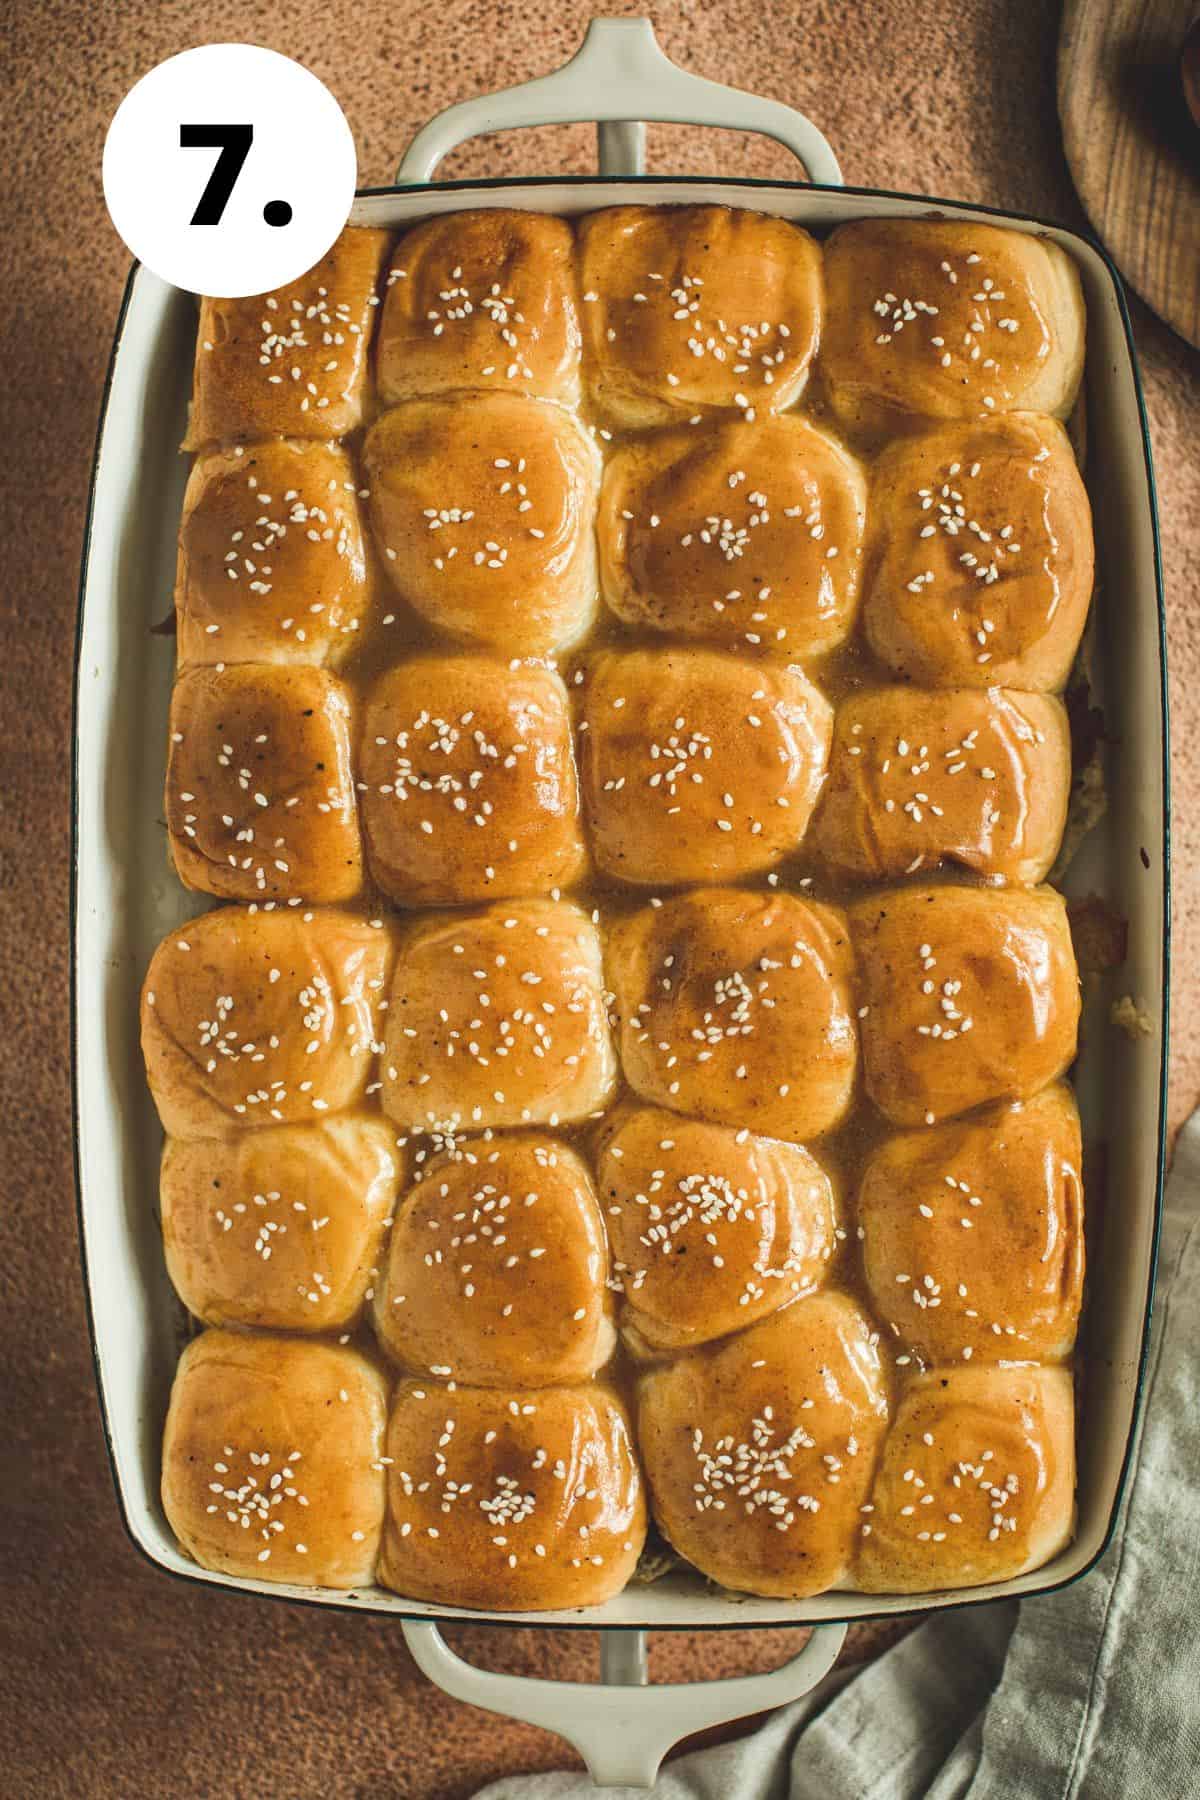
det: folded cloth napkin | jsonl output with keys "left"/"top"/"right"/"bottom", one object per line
{"left": 477, "top": 1111, "right": 1200, "bottom": 1800}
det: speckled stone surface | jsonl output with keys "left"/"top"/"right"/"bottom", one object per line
{"left": 1, "top": 2, "right": 1197, "bottom": 1794}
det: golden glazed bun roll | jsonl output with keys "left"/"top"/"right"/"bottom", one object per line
{"left": 141, "top": 906, "right": 393, "bottom": 1138}
{"left": 363, "top": 395, "right": 600, "bottom": 656}
{"left": 855, "top": 1365, "right": 1075, "bottom": 1592}
{"left": 162, "top": 1331, "right": 389, "bottom": 1589}
{"left": 638, "top": 1294, "right": 890, "bottom": 1599}
{"left": 175, "top": 440, "right": 371, "bottom": 671}
{"left": 595, "top": 1103, "right": 837, "bottom": 1354}
{"left": 165, "top": 665, "right": 362, "bottom": 903}
{"left": 185, "top": 228, "right": 390, "bottom": 448}
{"left": 382, "top": 900, "right": 617, "bottom": 1134}
{"left": 378, "top": 210, "right": 581, "bottom": 405}
{"left": 579, "top": 648, "right": 831, "bottom": 888}
{"left": 374, "top": 1134, "right": 613, "bottom": 1386}
{"left": 822, "top": 221, "right": 1085, "bottom": 440}
{"left": 863, "top": 415, "right": 1093, "bottom": 690}
{"left": 849, "top": 885, "right": 1079, "bottom": 1127}
{"left": 578, "top": 205, "right": 822, "bottom": 427}
{"left": 858, "top": 1086, "right": 1084, "bottom": 1365}
{"left": 597, "top": 415, "right": 866, "bottom": 655}
{"left": 608, "top": 888, "right": 858, "bottom": 1142}
{"left": 160, "top": 1117, "right": 402, "bottom": 1332}
{"left": 814, "top": 687, "right": 1070, "bottom": 885}
{"left": 378, "top": 1380, "right": 645, "bottom": 1611}
{"left": 359, "top": 655, "right": 585, "bottom": 907}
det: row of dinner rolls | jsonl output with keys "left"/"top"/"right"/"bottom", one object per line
{"left": 175, "top": 405, "right": 1093, "bottom": 677}
{"left": 161, "top": 1305, "right": 1076, "bottom": 1605}
{"left": 162, "top": 654, "right": 1074, "bottom": 904}
{"left": 141, "top": 887, "right": 1079, "bottom": 1144}
{"left": 154, "top": 1079, "right": 1082, "bottom": 1372}
{"left": 185, "top": 210, "right": 1085, "bottom": 447}
{"left": 161, "top": 1329, "right": 647, "bottom": 1607}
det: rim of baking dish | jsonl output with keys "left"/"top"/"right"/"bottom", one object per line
{"left": 72, "top": 176, "right": 1170, "bottom": 1631}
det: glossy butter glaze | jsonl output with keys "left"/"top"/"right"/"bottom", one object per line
{"left": 146, "top": 208, "right": 1092, "bottom": 1609}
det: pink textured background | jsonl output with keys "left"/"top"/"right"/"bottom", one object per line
{"left": 1, "top": 2, "right": 1196, "bottom": 1794}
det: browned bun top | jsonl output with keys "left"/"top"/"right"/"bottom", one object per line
{"left": 161, "top": 1115, "right": 401, "bottom": 1332}
{"left": 822, "top": 220, "right": 1085, "bottom": 437}
{"left": 378, "top": 209, "right": 581, "bottom": 405}
{"left": 849, "top": 885, "right": 1080, "bottom": 1126}
{"left": 377, "top": 1379, "right": 645, "bottom": 1611}
{"left": 175, "top": 440, "right": 371, "bottom": 671}
{"left": 374, "top": 1133, "right": 612, "bottom": 1387}
{"left": 165, "top": 664, "right": 362, "bottom": 904}
{"left": 597, "top": 414, "right": 866, "bottom": 655}
{"left": 161, "top": 1329, "right": 389, "bottom": 1589}
{"left": 381, "top": 899, "right": 618, "bottom": 1134}
{"left": 359, "top": 654, "right": 585, "bottom": 907}
{"left": 596, "top": 1103, "right": 837, "bottom": 1352}
{"left": 637, "top": 1293, "right": 891, "bottom": 1598}
{"left": 855, "top": 1364, "right": 1075, "bottom": 1592}
{"left": 579, "top": 646, "right": 831, "bottom": 888}
{"left": 363, "top": 394, "right": 600, "bottom": 656}
{"left": 186, "top": 228, "right": 390, "bottom": 447}
{"left": 141, "top": 904, "right": 393, "bottom": 1138}
{"left": 579, "top": 205, "right": 822, "bottom": 426}
{"left": 608, "top": 887, "right": 858, "bottom": 1142}
{"left": 857, "top": 1086, "right": 1084, "bottom": 1365}
{"left": 862, "top": 413, "right": 1093, "bottom": 689}
{"left": 814, "top": 685, "right": 1071, "bottom": 884}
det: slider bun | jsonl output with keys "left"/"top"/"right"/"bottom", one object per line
{"left": 185, "top": 228, "right": 390, "bottom": 448}
{"left": 849, "top": 885, "right": 1079, "bottom": 1126}
{"left": 141, "top": 905, "right": 393, "bottom": 1139}
{"left": 161, "top": 1116, "right": 401, "bottom": 1332}
{"left": 359, "top": 654, "right": 585, "bottom": 907}
{"left": 378, "top": 1379, "right": 645, "bottom": 1611}
{"left": 855, "top": 1364, "right": 1075, "bottom": 1592}
{"left": 637, "top": 1294, "right": 890, "bottom": 1599}
{"left": 381, "top": 900, "right": 617, "bottom": 1134}
{"left": 378, "top": 210, "right": 581, "bottom": 405}
{"left": 374, "top": 1133, "right": 613, "bottom": 1386}
{"left": 858, "top": 1086, "right": 1084, "bottom": 1364}
{"left": 597, "top": 415, "right": 866, "bottom": 655}
{"left": 579, "top": 647, "right": 831, "bottom": 888}
{"left": 863, "top": 414, "right": 1093, "bottom": 690}
{"left": 175, "top": 440, "right": 371, "bottom": 670}
{"left": 595, "top": 1103, "right": 837, "bottom": 1354}
{"left": 162, "top": 1330, "right": 389, "bottom": 1588}
{"left": 363, "top": 395, "right": 600, "bottom": 656}
{"left": 822, "top": 221, "right": 1085, "bottom": 440}
{"left": 608, "top": 888, "right": 858, "bottom": 1142}
{"left": 814, "top": 686, "right": 1070, "bottom": 885}
{"left": 165, "top": 665, "right": 362, "bottom": 903}
{"left": 578, "top": 205, "right": 822, "bottom": 428}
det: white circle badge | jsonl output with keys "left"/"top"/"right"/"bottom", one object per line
{"left": 103, "top": 44, "right": 357, "bottom": 297}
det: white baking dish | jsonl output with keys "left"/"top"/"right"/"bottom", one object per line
{"left": 73, "top": 19, "right": 1169, "bottom": 1786}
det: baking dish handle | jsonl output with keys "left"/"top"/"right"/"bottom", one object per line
{"left": 396, "top": 16, "right": 843, "bottom": 186}
{"left": 402, "top": 1618, "right": 847, "bottom": 1789}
